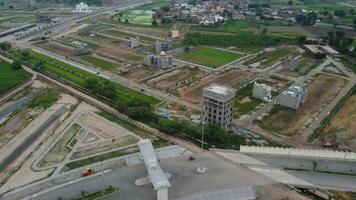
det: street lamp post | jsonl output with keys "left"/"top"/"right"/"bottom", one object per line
{"left": 196, "top": 121, "right": 207, "bottom": 174}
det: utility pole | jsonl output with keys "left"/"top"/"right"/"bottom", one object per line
{"left": 196, "top": 121, "right": 207, "bottom": 174}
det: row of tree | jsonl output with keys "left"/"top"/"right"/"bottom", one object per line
{"left": 322, "top": 31, "right": 354, "bottom": 54}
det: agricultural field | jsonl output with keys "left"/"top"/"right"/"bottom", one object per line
{"left": 177, "top": 47, "right": 243, "bottom": 68}
{"left": 145, "top": 67, "right": 205, "bottom": 90}
{"left": 8, "top": 49, "right": 159, "bottom": 105}
{"left": 179, "top": 68, "right": 255, "bottom": 104}
{"left": 256, "top": 74, "right": 348, "bottom": 136}
{"left": 244, "top": 47, "right": 294, "bottom": 69}
{"left": 267, "top": 26, "right": 314, "bottom": 38}
{"left": 111, "top": 0, "right": 170, "bottom": 25}
{"left": 0, "top": 62, "right": 31, "bottom": 94}
{"left": 321, "top": 93, "right": 356, "bottom": 151}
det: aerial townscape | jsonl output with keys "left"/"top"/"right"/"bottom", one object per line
{"left": 0, "top": 0, "right": 356, "bottom": 199}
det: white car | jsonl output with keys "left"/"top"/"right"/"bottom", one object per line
{"left": 179, "top": 148, "right": 186, "bottom": 154}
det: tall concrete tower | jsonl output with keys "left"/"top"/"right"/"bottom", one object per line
{"left": 202, "top": 83, "right": 235, "bottom": 129}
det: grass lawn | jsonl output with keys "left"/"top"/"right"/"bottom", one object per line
{"left": 177, "top": 47, "right": 243, "bottom": 68}
{"left": 27, "top": 88, "right": 60, "bottom": 109}
{"left": 0, "top": 62, "right": 31, "bottom": 94}
{"left": 9, "top": 49, "right": 159, "bottom": 105}
{"left": 244, "top": 47, "right": 293, "bottom": 67}
{"left": 81, "top": 55, "right": 116, "bottom": 70}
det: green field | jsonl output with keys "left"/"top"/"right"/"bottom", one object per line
{"left": 81, "top": 55, "right": 116, "bottom": 70}
{"left": 113, "top": 0, "right": 170, "bottom": 25}
{"left": 8, "top": 49, "right": 159, "bottom": 105}
{"left": 0, "top": 62, "right": 31, "bottom": 94}
{"left": 27, "top": 89, "right": 60, "bottom": 109}
{"left": 177, "top": 47, "right": 243, "bottom": 68}
{"left": 244, "top": 47, "right": 293, "bottom": 67}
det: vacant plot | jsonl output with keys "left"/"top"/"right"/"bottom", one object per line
{"left": 268, "top": 26, "right": 314, "bottom": 38}
{"left": 102, "top": 29, "right": 157, "bottom": 43}
{"left": 234, "top": 84, "right": 263, "bottom": 117}
{"left": 322, "top": 94, "right": 356, "bottom": 150}
{"left": 122, "top": 66, "right": 158, "bottom": 81}
{"left": 39, "top": 124, "right": 82, "bottom": 167}
{"left": 256, "top": 74, "right": 348, "bottom": 136}
{"left": 244, "top": 47, "right": 294, "bottom": 68}
{"left": 97, "top": 45, "right": 144, "bottom": 62}
{"left": 146, "top": 67, "right": 204, "bottom": 90}
{"left": 180, "top": 69, "right": 254, "bottom": 104}
{"left": 37, "top": 41, "right": 76, "bottom": 58}
{"left": 177, "top": 47, "right": 243, "bottom": 68}
{"left": 0, "top": 62, "right": 31, "bottom": 94}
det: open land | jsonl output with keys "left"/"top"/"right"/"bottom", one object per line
{"left": 256, "top": 74, "right": 348, "bottom": 136}
{"left": 321, "top": 94, "right": 356, "bottom": 150}
{"left": 244, "top": 47, "right": 294, "bottom": 69}
{"left": 179, "top": 68, "right": 255, "bottom": 104}
{"left": 145, "top": 66, "right": 205, "bottom": 90}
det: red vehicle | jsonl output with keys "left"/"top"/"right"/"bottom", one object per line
{"left": 188, "top": 156, "right": 195, "bottom": 161}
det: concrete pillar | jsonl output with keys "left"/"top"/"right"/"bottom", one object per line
{"left": 157, "top": 188, "right": 168, "bottom": 200}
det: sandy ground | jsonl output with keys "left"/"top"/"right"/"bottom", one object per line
{"left": 322, "top": 95, "right": 356, "bottom": 150}
{"left": 180, "top": 69, "right": 255, "bottom": 104}
{"left": 78, "top": 112, "right": 137, "bottom": 139}
{"left": 0, "top": 93, "right": 78, "bottom": 194}
{"left": 122, "top": 66, "right": 158, "bottom": 81}
{"left": 262, "top": 74, "right": 348, "bottom": 136}
{"left": 59, "top": 24, "right": 89, "bottom": 38}
{"left": 37, "top": 41, "right": 76, "bottom": 58}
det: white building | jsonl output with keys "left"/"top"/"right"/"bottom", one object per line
{"left": 144, "top": 51, "right": 173, "bottom": 69}
{"left": 75, "top": 2, "right": 92, "bottom": 13}
{"left": 128, "top": 37, "right": 140, "bottom": 48}
{"left": 278, "top": 86, "right": 307, "bottom": 109}
{"left": 203, "top": 83, "right": 235, "bottom": 129}
{"left": 252, "top": 82, "right": 271, "bottom": 102}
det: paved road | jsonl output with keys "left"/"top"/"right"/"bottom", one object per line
{"left": 2, "top": 152, "right": 283, "bottom": 200}
{"left": 214, "top": 150, "right": 356, "bottom": 192}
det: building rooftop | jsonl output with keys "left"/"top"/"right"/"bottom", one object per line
{"left": 204, "top": 83, "right": 235, "bottom": 96}
{"left": 138, "top": 139, "right": 171, "bottom": 191}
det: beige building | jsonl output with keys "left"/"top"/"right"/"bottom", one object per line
{"left": 202, "top": 83, "right": 235, "bottom": 129}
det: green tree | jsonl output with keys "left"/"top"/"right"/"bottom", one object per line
{"left": 12, "top": 61, "right": 22, "bottom": 70}
{"left": 0, "top": 42, "right": 11, "bottom": 51}
{"left": 100, "top": 81, "right": 117, "bottom": 99}
{"left": 83, "top": 78, "right": 100, "bottom": 92}
{"left": 152, "top": 19, "right": 158, "bottom": 26}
